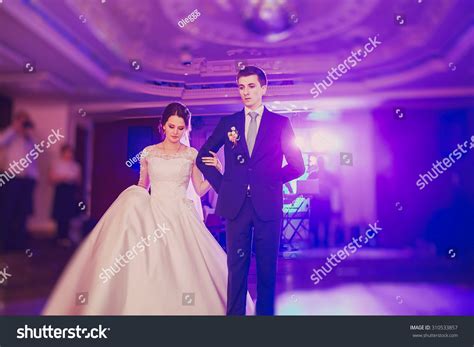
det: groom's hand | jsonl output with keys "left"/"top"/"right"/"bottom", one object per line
{"left": 281, "top": 118, "right": 305, "bottom": 183}
{"left": 201, "top": 151, "right": 223, "bottom": 173}
{"left": 197, "top": 117, "right": 227, "bottom": 192}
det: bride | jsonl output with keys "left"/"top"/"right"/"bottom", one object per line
{"left": 43, "top": 102, "right": 255, "bottom": 315}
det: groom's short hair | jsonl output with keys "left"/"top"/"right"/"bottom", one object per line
{"left": 236, "top": 66, "right": 267, "bottom": 87}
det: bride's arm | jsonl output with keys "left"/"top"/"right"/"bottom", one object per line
{"left": 137, "top": 150, "right": 150, "bottom": 190}
{"left": 191, "top": 151, "right": 222, "bottom": 197}
{"left": 191, "top": 165, "right": 210, "bottom": 197}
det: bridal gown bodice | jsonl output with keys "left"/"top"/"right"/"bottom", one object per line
{"left": 138, "top": 145, "right": 197, "bottom": 204}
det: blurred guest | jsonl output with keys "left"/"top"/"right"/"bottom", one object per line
{"left": 0, "top": 111, "right": 38, "bottom": 251}
{"left": 426, "top": 175, "right": 474, "bottom": 258}
{"left": 308, "top": 156, "right": 338, "bottom": 248}
{"left": 49, "top": 145, "right": 81, "bottom": 247}
{"left": 307, "top": 154, "right": 318, "bottom": 175}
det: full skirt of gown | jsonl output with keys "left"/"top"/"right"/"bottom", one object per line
{"left": 43, "top": 185, "right": 255, "bottom": 315}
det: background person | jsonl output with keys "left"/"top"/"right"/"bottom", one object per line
{"left": 308, "top": 156, "right": 339, "bottom": 248}
{"left": 0, "top": 111, "right": 38, "bottom": 251}
{"left": 49, "top": 144, "right": 82, "bottom": 247}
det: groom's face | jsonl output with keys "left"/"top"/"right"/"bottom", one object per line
{"left": 238, "top": 75, "right": 267, "bottom": 110}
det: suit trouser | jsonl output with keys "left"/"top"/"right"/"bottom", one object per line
{"left": 226, "top": 195, "right": 282, "bottom": 315}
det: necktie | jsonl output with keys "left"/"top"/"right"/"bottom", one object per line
{"left": 246, "top": 111, "right": 258, "bottom": 156}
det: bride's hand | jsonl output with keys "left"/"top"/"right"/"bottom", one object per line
{"left": 202, "top": 151, "right": 222, "bottom": 173}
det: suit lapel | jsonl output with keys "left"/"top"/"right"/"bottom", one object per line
{"left": 250, "top": 107, "right": 271, "bottom": 159}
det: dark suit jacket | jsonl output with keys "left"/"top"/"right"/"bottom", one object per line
{"left": 197, "top": 107, "right": 304, "bottom": 221}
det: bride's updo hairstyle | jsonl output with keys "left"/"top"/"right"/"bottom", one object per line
{"left": 159, "top": 102, "right": 192, "bottom": 136}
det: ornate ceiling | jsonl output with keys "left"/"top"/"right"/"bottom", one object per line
{"left": 0, "top": 0, "right": 472, "bottom": 116}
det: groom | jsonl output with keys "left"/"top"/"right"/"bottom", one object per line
{"left": 197, "top": 66, "right": 304, "bottom": 315}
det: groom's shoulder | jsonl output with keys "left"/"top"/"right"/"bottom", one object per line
{"left": 266, "top": 109, "right": 284, "bottom": 118}
{"left": 264, "top": 108, "right": 290, "bottom": 126}
{"left": 215, "top": 110, "right": 243, "bottom": 126}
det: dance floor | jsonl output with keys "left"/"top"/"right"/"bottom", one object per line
{"left": 1, "top": 239, "right": 473, "bottom": 316}
{"left": 277, "top": 283, "right": 474, "bottom": 315}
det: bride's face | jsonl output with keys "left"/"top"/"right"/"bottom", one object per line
{"left": 163, "top": 114, "right": 186, "bottom": 143}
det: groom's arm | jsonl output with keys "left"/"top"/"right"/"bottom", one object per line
{"left": 280, "top": 117, "right": 305, "bottom": 183}
{"left": 197, "top": 117, "right": 227, "bottom": 192}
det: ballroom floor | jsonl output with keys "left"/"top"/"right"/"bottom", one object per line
{"left": 1, "top": 238, "right": 473, "bottom": 316}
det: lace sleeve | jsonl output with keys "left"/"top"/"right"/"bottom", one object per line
{"left": 137, "top": 147, "right": 151, "bottom": 190}
{"left": 190, "top": 147, "right": 199, "bottom": 164}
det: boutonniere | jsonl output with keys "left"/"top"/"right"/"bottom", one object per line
{"left": 227, "top": 126, "right": 240, "bottom": 148}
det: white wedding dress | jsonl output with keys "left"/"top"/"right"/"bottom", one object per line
{"left": 43, "top": 145, "right": 255, "bottom": 315}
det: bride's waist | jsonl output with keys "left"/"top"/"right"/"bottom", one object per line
{"left": 150, "top": 184, "right": 188, "bottom": 199}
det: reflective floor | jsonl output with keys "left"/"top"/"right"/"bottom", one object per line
{"left": 1, "top": 239, "right": 473, "bottom": 316}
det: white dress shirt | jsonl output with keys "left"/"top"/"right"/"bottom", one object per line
{"left": 51, "top": 158, "right": 81, "bottom": 183}
{"left": 0, "top": 127, "right": 39, "bottom": 179}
